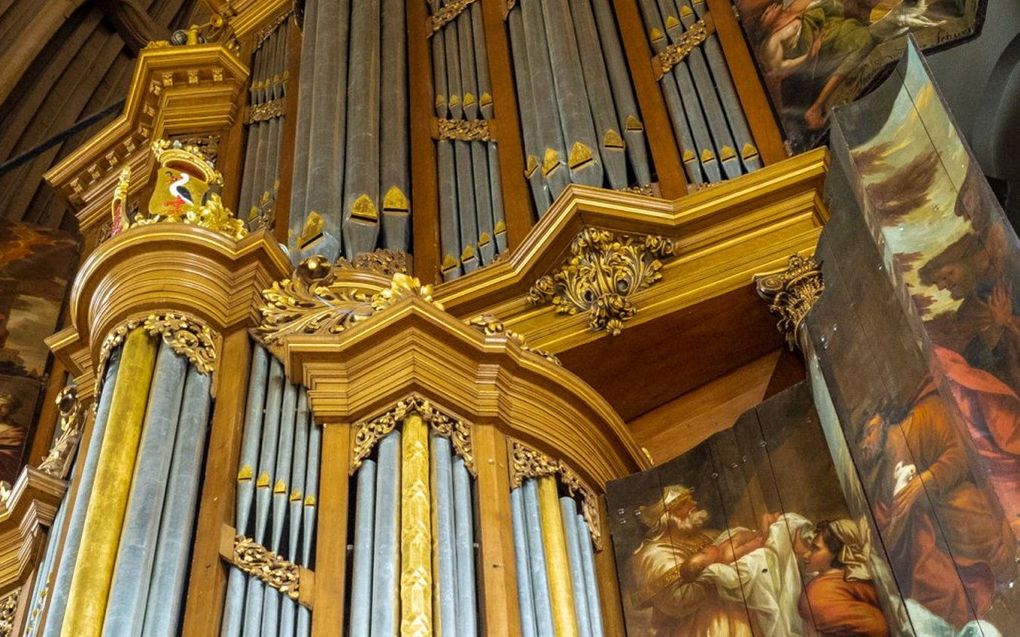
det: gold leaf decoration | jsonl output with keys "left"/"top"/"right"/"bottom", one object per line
{"left": 0, "top": 590, "right": 17, "bottom": 637}
{"left": 426, "top": 0, "right": 478, "bottom": 35}
{"left": 351, "top": 395, "right": 473, "bottom": 475}
{"left": 509, "top": 439, "right": 603, "bottom": 550}
{"left": 467, "top": 314, "right": 561, "bottom": 366}
{"left": 527, "top": 228, "right": 675, "bottom": 335}
{"left": 232, "top": 535, "right": 301, "bottom": 600}
{"left": 754, "top": 254, "right": 823, "bottom": 350}
{"left": 653, "top": 19, "right": 711, "bottom": 79}
{"left": 335, "top": 249, "right": 409, "bottom": 278}
{"left": 435, "top": 118, "right": 492, "bottom": 142}
{"left": 37, "top": 385, "right": 89, "bottom": 479}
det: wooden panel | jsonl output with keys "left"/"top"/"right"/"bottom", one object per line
{"left": 408, "top": 0, "right": 440, "bottom": 281}
{"left": 311, "top": 423, "right": 351, "bottom": 637}
{"left": 181, "top": 329, "right": 252, "bottom": 637}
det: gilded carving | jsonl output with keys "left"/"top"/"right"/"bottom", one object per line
{"left": 351, "top": 395, "right": 474, "bottom": 476}
{"left": 232, "top": 534, "right": 301, "bottom": 600}
{"left": 0, "top": 589, "right": 16, "bottom": 637}
{"left": 426, "top": 0, "right": 478, "bottom": 35}
{"left": 254, "top": 10, "right": 292, "bottom": 47}
{"left": 754, "top": 254, "right": 823, "bottom": 349}
{"left": 399, "top": 415, "right": 433, "bottom": 636}
{"left": 527, "top": 228, "right": 675, "bottom": 336}
{"left": 130, "top": 139, "right": 247, "bottom": 241}
{"left": 335, "top": 249, "right": 409, "bottom": 277}
{"left": 435, "top": 118, "right": 492, "bottom": 142}
{"left": 467, "top": 314, "right": 561, "bottom": 366}
{"left": 248, "top": 97, "right": 286, "bottom": 123}
{"left": 510, "top": 439, "right": 602, "bottom": 550}
{"left": 37, "top": 385, "right": 88, "bottom": 479}
{"left": 94, "top": 312, "right": 218, "bottom": 407}
{"left": 256, "top": 257, "right": 442, "bottom": 346}
{"left": 653, "top": 19, "right": 711, "bottom": 79}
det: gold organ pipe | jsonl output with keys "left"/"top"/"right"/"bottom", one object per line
{"left": 537, "top": 476, "right": 580, "bottom": 637}
{"left": 61, "top": 328, "right": 157, "bottom": 637}
{"left": 400, "top": 413, "right": 433, "bottom": 636}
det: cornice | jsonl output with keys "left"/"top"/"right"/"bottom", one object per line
{"left": 43, "top": 42, "right": 248, "bottom": 241}
{"left": 434, "top": 148, "right": 829, "bottom": 352}
{"left": 0, "top": 468, "right": 66, "bottom": 595}
{"left": 46, "top": 224, "right": 291, "bottom": 397}
{"left": 276, "top": 296, "right": 649, "bottom": 491}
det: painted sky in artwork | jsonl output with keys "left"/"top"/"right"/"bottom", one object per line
{"left": 849, "top": 46, "right": 973, "bottom": 318}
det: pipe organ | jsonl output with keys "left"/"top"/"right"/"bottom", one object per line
{"left": 0, "top": 0, "right": 841, "bottom": 634}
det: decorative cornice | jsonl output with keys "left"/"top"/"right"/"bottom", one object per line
{"left": 434, "top": 118, "right": 493, "bottom": 142}
{"left": 510, "top": 439, "right": 602, "bottom": 550}
{"left": 467, "top": 315, "right": 561, "bottom": 366}
{"left": 255, "top": 257, "right": 442, "bottom": 347}
{"left": 527, "top": 228, "right": 675, "bottom": 336}
{"left": 754, "top": 254, "right": 823, "bottom": 349}
{"left": 37, "top": 386, "right": 88, "bottom": 480}
{"left": 351, "top": 395, "right": 474, "bottom": 476}
{"left": 232, "top": 535, "right": 301, "bottom": 600}
{"left": 652, "top": 19, "right": 713, "bottom": 80}
{"left": 426, "top": 0, "right": 478, "bottom": 36}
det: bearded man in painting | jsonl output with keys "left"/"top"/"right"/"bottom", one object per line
{"left": 629, "top": 485, "right": 755, "bottom": 636}
{"left": 858, "top": 390, "right": 1015, "bottom": 627}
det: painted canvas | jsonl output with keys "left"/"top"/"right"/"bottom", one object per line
{"left": 606, "top": 383, "right": 900, "bottom": 636}
{"left": 735, "top": 0, "right": 985, "bottom": 152}
{"left": 0, "top": 220, "right": 78, "bottom": 482}
{"left": 800, "top": 40, "right": 1020, "bottom": 633}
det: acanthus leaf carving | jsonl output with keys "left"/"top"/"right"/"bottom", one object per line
{"left": 466, "top": 314, "right": 561, "bottom": 366}
{"left": 754, "top": 254, "right": 823, "bottom": 350}
{"left": 527, "top": 228, "right": 675, "bottom": 336}
{"left": 37, "top": 385, "right": 89, "bottom": 479}
{"left": 232, "top": 535, "right": 301, "bottom": 600}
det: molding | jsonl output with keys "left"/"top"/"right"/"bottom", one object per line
{"left": 42, "top": 43, "right": 249, "bottom": 251}
{"left": 46, "top": 224, "right": 290, "bottom": 399}
{"left": 0, "top": 468, "right": 66, "bottom": 595}
{"left": 432, "top": 148, "right": 829, "bottom": 353}
{"left": 754, "top": 253, "right": 823, "bottom": 350}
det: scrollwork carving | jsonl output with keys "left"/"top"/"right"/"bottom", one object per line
{"left": 754, "top": 254, "right": 823, "bottom": 349}
{"left": 435, "top": 118, "right": 492, "bottom": 142}
{"left": 527, "top": 228, "right": 675, "bottom": 335}
{"left": 335, "top": 249, "right": 409, "bottom": 277}
{"left": 426, "top": 0, "right": 477, "bottom": 35}
{"left": 0, "top": 590, "right": 16, "bottom": 637}
{"left": 510, "top": 439, "right": 602, "bottom": 550}
{"left": 256, "top": 257, "right": 442, "bottom": 346}
{"left": 351, "top": 395, "right": 474, "bottom": 476}
{"left": 233, "top": 535, "right": 301, "bottom": 600}
{"left": 653, "top": 19, "right": 712, "bottom": 78}
{"left": 248, "top": 97, "right": 286, "bottom": 123}
{"left": 37, "top": 385, "right": 89, "bottom": 479}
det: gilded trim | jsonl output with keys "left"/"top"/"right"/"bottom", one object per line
{"left": 247, "top": 97, "right": 287, "bottom": 123}
{"left": 754, "top": 253, "right": 823, "bottom": 349}
{"left": 399, "top": 414, "right": 433, "bottom": 636}
{"left": 0, "top": 590, "right": 17, "bottom": 637}
{"left": 426, "top": 0, "right": 478, "bottom": 36}
{"left": 467, "top": 314, "right": 561, "bottom": 366}
{"left": 652, "top": 19, "right": 712, "bottom": 80}
{"left": 537, "top": 476, "right": 580, "bottom": 637}
{"left": 434, "top": 118, "right": 493, "bottom": 142}
{"left": 510, "top": 439, "right": 602, "bottom": 550}
{"left": 37, "top": 385, "right": 89, "bottom": 479}
{"left": 351, "top": 395, "right": 474, "bottom": 476}
{"left": 232, "top": 534, "right": 301, "bottom": 600}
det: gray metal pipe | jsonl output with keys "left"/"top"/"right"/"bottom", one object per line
{"left": 510, "top": 488, "right": 538, "bottom": 637}
{"left": 522, "top": 478, "right": 555, "bottom": 635}
{"left": 349, "top": 458, "right": 377, "bottom": 637}
{"left": 370, "top": 430, "right": 401, "bottom": 637}
{"left": 574, "top": 513, "right": 605, "bottom": 637}
{"left": 288, "top": 0, "right": 318, "bottom": 253}
{"left": 506, "top": 7, "right": 552, "bottom": 214}
{"left": 431, "top": 435, "right": 457, "bottom": 637}
{"left": 380, "top": 0, "right": 410, "bottom": 252}
{"left": 452, "top": 456, "right": 476, "bottom": 637}
{"left": 559, "top": 497, "right": 592, "bottom": 637}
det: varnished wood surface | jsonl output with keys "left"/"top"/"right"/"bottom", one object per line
{"left": 476, "top": 425, "right": 521, "bottom": 637}
{"left": 594, "top": 496, "right": 626, "bottom": 637}
{"left": 627, "top": 349, "right": 781, "bottom": 464}
{"left": 408, "top": 0, "right": 440, "bottom": 281}
{"left": 311, "top": 423, "right": 351, "bottom": 637}
{"left": 181, "top": 329, "right": 251, "bottom": 636}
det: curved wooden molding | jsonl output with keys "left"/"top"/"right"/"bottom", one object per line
{"left": 277, "top": 296, "right": 650, "bottom": 491}
{"left": 46, "top": 224, "right": 291, "bottom": 398}
{"left": 434, "top": 149, "right": 829, "bottom": 352}
{"left": 43, "top": 42, "right": 248, "bottom": 246}
{"left": 0, "top": 468, "right": 66, "bottom": 595}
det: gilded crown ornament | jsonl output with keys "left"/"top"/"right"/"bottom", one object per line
{"left": 754, "top": 254, "right": 823, "bottom": 349}
{"left": 119, "top": 138, "right": 247, "bottom": 241}
{"left": 528, "top": 228, "right": 675, "bottom": 335}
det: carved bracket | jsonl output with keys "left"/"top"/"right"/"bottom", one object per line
{"left": 652, "top": 19, "right": 713, "bottom": 80}
{"left": 527, "top": 228, "right": 675, "bottom": 336}
{"left": 754, "top": 254, "right": 823, "bottom": 350}
{"left": 37, "top": 385, "right": 89, "bottom": 480}
{"left": 351, "top": 394, "right": 474, "bottom": 476}
{"left": 510, "top": 439, "right": 602, "bottom": 550}
{"left": 255, "top": 256, "right": 441, "bottom": 347}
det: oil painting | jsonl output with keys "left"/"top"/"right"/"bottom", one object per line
{"left": 0, "top": 220, "right": 78, "bottom": 482}
{"left": 606, "top": 383, "right": 899, "bottom": 636}
{"left": 736, "top": 0, "right": 985, "bottom": 152}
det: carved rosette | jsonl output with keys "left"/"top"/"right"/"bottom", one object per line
{"left": 0, "top": 590, "right": 16, "bottom": 637}
{"left": 754, "top": 254, "right": 823, "bottom": 349}
{"left": 232, "top": 535, "right": 301, "bottom": 600}
{"left": 467, "top": 315, "right": 561, "bottom": 366}
{"left": 351, "top": 395, "right": 473, "bottom": 476}
{"left": 37, "top": 385, "right": 88, "bottom": 479}
{"left": 256, "top": 256, "right": 442, "bottom": 347}
{"left": 510, "top": 439, "right": 602, "bottom": 550}
{"left": 94, "top": 312, "right": 218, "bottom": 407}
{"left": 528, "top": 228, "right": 675, "bottom": 336}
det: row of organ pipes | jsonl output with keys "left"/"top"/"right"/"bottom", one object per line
{"left": 430, "top": 0, "right": 508, "bottom": 280}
